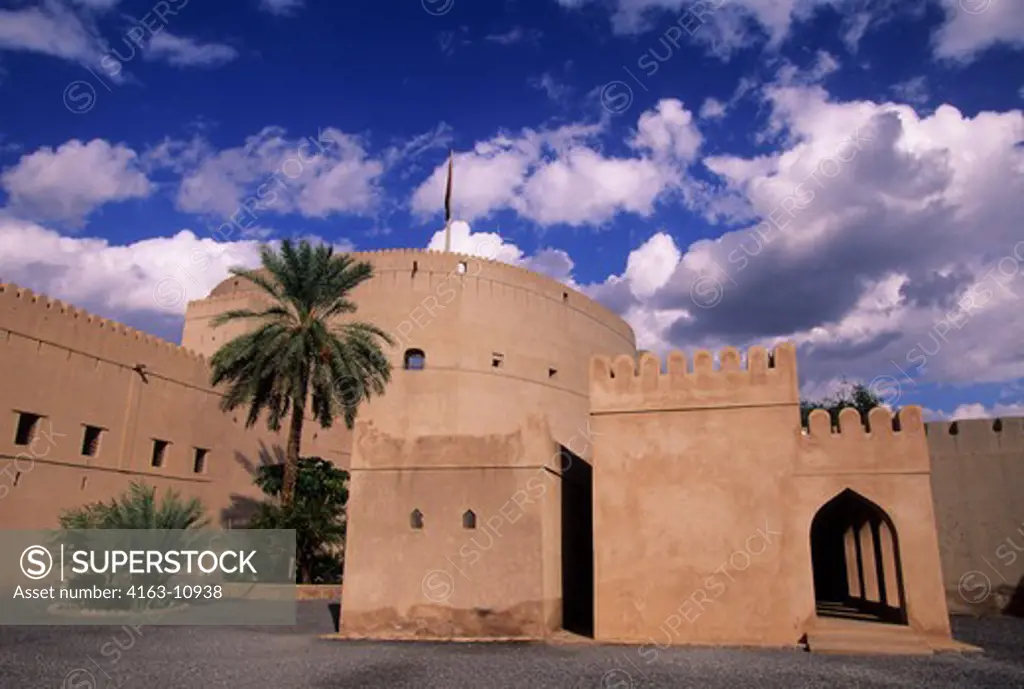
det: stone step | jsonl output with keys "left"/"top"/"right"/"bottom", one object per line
{"left": 806, "top": 618, "right": 934, "bottom": 656}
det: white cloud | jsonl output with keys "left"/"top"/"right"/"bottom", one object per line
{"left": 259, "top": 0, "right": 304, "bottom": 15}
{"left": 555, "top": 0, "right": 840, "bottom": 49}
{"left": 841, "top": 11, "right": 872, "bottom": 52}
{"left": 557, "top": 0, "right": 1024, "bottom": 62}
{"left": 410, "top": 99, "right": 703, "bottom": 227}
{"left": 891, "top": 76, "right": 929, "bottom": 106}
{"left": 0, "top": 215, "right": 358, "bottom": 345}
{"left": 0, "top": 2, "right": 106, "bottom": 67}
{"left": 0, "top": 217, "right": 262, "bottom": 323}
{"left": 941, "top": 401, "right": 1024, "bottom": 420}
{"left": 932, "top": 0, "right": 1024, "bottom": 61}
{"left": 485, "top": 27, "right": 543, "bottom": 45}
{"left": 530, "top": 72, "right": 570, "bottom": 102}
{"left": 1, "top": 139, "right": 152, "bottom": 226}
{"left": 70, "top": 0, "right": 121, "bottom": 8}
{"left": 0, "top": 2, "right": 237, "bottom": 75}
{"left": 576, "top": 84, "right": 1024, "bottom": 396}
{"left": 775, "top": 50, "right": 840, "bottom": 86}
{"left": 144, "top": 32, "right": 238, "bottom": 68}
{"left": 425, "top": 220, "right": 579, "bottom": 285}
{"left": 699, "top": 97, "right": 727, "bottom": 120}
{"left": 169, "top": 127, "right": 385, "bottom": 220}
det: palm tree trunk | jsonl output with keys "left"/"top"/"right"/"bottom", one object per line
{"left": 282, "top": 404, "right": 305, "bottom": 506}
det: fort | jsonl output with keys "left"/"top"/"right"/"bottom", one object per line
{"left": 1, "top": 249, "right": 1021, "bottom": 652}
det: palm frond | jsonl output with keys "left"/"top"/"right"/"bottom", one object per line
{"left": 208, "top": 240, "right": 394, "bottom": 503}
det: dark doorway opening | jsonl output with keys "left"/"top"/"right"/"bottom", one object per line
{"left": 810, "top": 489, "right": 907, "bottom": 625}
{"left": 560, "top": 446, "right": 594, "bottom": 637}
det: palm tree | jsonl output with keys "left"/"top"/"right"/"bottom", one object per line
{"left": 209, "top": 240, "right": 394, "bottom": 506}
{"left": 59, "top": 481, "right": 208, "bottom": 529}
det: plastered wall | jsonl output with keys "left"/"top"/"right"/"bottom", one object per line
{"left": 341, "top": 414, "right": 566, "bottom": 637}
{"left": 183, "top": 250, "right": 637, "bottom": 456}
{"left": 589, "top": 344, "right": 952, "bottom": 647}
{"left": 794, "top": 406, "right": 951, "bottom": 638}
{"left": 0, "top": 282, "right": 347, "bottom": 529}
{"left": 927, "top": 417, "right": 1024, "bottom": 615}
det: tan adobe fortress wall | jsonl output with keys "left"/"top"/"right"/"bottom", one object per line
{"left": 341, "top": 414, "right": 568, "bottom": 637}
{"left": 210, "top": 250, "right": 637, "bottom": 637}
{"left": 926, "top": 417, "right": 1024, "bottom": 616}
{"left": 588, "top": 344, "right": 951, "bottom": 647}
{"left": 183, "top": 249, "right": 637, "bottom": 460}
{"left": 0, "top": 282, "right": 345, "bottom": 530}
{"left": 795, "top": 406, "right": 950, "bottom": 639}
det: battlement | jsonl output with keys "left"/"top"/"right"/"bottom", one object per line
{"left": 0, "top": 281, "right": 210, "bottom": 386}
{"left": 804, "top": 406, "right": 925, "bottom": 438}
{"left": 925, "top": 416, "right": 1024, "bottom": 455}
{"left": 589, "top": 343, "right": 799, "bottom": 413}
{"left": 797, "top": 406, "right": 930, "bottom": 474}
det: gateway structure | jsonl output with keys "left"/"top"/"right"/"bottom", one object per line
{"left": 0, "top": 249, "right": 1021, "bottom": 651}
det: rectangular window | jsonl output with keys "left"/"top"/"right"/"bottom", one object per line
{"left": 81, "top": 426, "right": 102, "bottom": 457}
{"left": 193, "top": 448, "right": 208, "bottom": 474}
{"left": 492, "top": 353, "right": 504, "bottom": 368}
{"left": 151, "top": 439, "right": 169, "bottom": 468}
{"left": 14, "top": 412, "right": 41, "bottom": 446}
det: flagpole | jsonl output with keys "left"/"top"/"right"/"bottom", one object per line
{"left": 443, "top": 149, "right": 453, "bottom": 252}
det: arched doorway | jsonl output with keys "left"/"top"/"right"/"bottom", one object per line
{"left": 810, "top": 489, "right": 907, "bottom": 625}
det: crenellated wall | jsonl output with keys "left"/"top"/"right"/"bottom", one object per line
{"left": 590, "top": 343, "right": 806, "bottom": 647}
{"left": 589, "top": 343, "right": 953, "bottom": 648}
{"left": 798, "top": 406, "right": 930, "bottom": 475}
{"left": 791, "top": 405, "right": 951, "bottom": 639}
{"left": 589, "top": 344, "right": 798, "bottom": 413}
{"left": 0, "top": 281, "right": 349, "bottom": 529}
{"left": 4, "top": 246, "right": 1022, "bottom": 647}
{"left": 926, "top": 417, "right": 1024, "bottom": 615}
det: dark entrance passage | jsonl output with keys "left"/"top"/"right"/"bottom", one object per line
{"left": 560, "top": 446, "right": 593, "bottom": 637}
{"left": 810, "top": 489, "right": 907, "bottom": 625}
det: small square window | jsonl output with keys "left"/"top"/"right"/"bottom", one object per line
{"left": 81, "top": 426, "right": 102, "bottom": 457}
{"left": 151, "top": 439, "right": 169, "bottom": 468}
{"left": 562, "top": 292, "right": 569, "bottom": 302}
{"left": 456, "top": 262, "right": 467, "bottom": 274}
{"left": 193, "top": 448, "right": 209, "bottom": 474}
{"left": 405, "top": 349, "right": 426, "bottom": 370}
{"left": 14, "top": 412, "right": 41, "bottom": 446}
{"left": 492, "top": 353, "right": 504, "bottom": 368}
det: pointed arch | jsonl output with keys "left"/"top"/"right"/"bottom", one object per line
{"left": 462, "top": 510, "right": 476, "bottom": 530}
{"left": 410, "top": 509, "right": 424, "bottom": 530}
{"left": 809, "top": 488, "right": 907, "bottom": 625}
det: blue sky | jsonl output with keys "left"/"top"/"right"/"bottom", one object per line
{"left": 0, "top": 0, "right": 1022, "bottom": 419}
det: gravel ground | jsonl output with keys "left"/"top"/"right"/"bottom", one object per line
{"left": 1, "top": 605, "right": 1022, "bottom": 688}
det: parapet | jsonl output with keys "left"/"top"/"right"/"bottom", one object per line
{"left": 924, "top": 416, "right": 1024, "bottom": 456}
{"left": 589, "top": 343, "right": 799, "bottom": 413}
{"left": 200, "top": 250, "right": 637, "bottom": 349}
{"left": 797, "top": 406, "right": 930, "bottom": 474}
{"left": 0, "top": 281, "right": 210, "bottom": 387}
